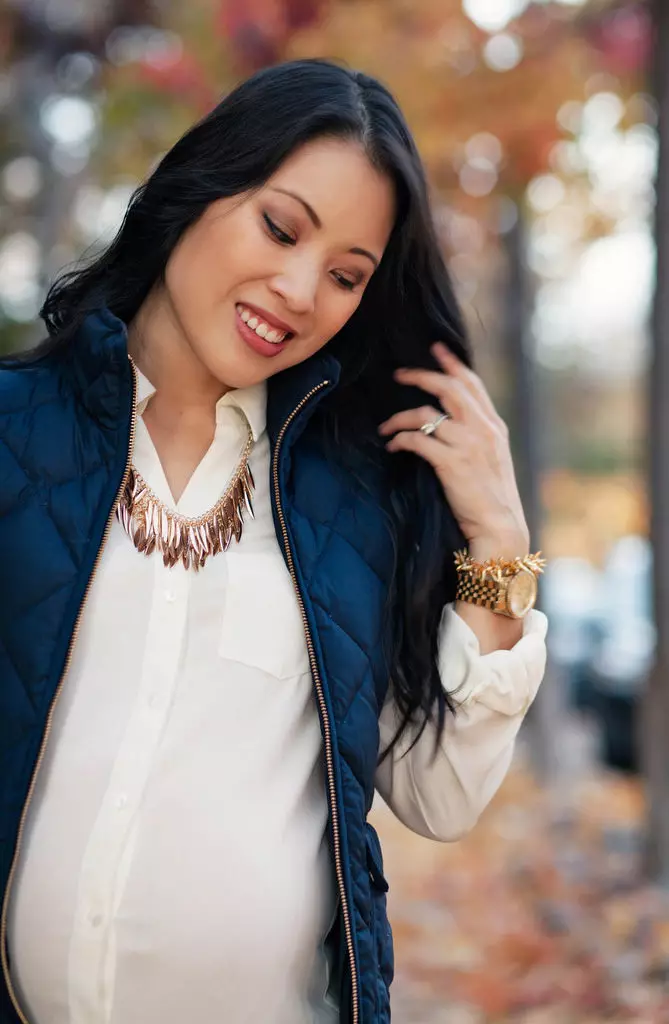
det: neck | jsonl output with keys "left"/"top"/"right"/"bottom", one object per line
{"left": 127, "top": 286, "right": 231, "bottom": 419}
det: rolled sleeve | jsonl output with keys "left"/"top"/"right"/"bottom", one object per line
{"left": 374, "top": 604, "right": 548, "bottom": 842}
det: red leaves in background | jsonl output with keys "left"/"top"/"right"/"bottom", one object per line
{"left": 137, "top": 50, "right": 218, "bottom": 112}
{"left": 583, "top": 2, "right": 652, "bottom": 75}
{"left": 130, "top": 0, "right": 327, "bottom": 111}
{"left": 218, "top": 0, "right": 325, "bottom": 69}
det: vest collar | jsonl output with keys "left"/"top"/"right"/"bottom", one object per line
{"left": 265, "top": 347, "right": 341, "bottom": 447}
{"left": 68, "top": 307, "right": 133, "bottom": 427}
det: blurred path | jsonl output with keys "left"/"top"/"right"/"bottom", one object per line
{"left": 371, "top": 718, "right": 669, "bottom": 1023}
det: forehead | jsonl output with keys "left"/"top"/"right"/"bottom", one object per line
{"left": 264, "top": 137, "right": 396, "bottom": 252}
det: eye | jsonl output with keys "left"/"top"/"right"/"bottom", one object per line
{"left": 263, "top": 212, "right": 295, "bottom": 246}
{"left": 332, "top": 272, "right": 362, "bottom": 292}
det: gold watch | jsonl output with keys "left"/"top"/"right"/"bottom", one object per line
{"left": 454, "top": 550, "right": 546, "bottom": 620}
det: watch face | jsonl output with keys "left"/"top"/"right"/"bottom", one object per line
{"left": 507, "top": 569, "right": 538, "bottom": 618}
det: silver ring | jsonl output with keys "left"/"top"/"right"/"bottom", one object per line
{"left": 420, "top": 412, "right": 451, "bottom": 436}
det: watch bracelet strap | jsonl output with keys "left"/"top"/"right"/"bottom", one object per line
{"left": 455, "top": 572, "right": 504, "bottom": 612}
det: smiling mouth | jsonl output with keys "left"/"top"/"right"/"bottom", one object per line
{"left": 235, "top": 304, "right": 294, "bottom": 345}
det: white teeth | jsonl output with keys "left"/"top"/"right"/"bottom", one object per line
{"left": 237, "top": 305, "right": 288, "bottom": 344}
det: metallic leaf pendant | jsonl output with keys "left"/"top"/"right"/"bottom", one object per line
{"left": 116, "top": 426, "right": 255, "bottom": 571}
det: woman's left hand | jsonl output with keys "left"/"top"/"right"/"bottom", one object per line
{"left": 378, "top": 342, "right": 530, "bottom": 561}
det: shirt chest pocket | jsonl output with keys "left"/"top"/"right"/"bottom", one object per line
{"left": 218, "top": 548, "right": 311, "bottom": 680}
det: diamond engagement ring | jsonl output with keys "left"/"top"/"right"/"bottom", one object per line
{"left": 420, "top": 412, "right": 451, "bottom": 436}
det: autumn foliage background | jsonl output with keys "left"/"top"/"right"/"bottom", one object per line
{"left": 1, "top": 0, "right": 666, "bottom": 1019}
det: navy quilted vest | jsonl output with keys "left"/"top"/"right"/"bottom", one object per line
{"left": 0, "top": 309, "right": 396, "bottom": 1023}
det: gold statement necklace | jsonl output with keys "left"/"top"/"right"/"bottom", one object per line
{"left": 116, "top": 423, "right": 255, "bottom": 571}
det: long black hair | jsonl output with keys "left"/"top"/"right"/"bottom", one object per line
{"left": 40, "top": 58, "right": 472, "bottom": 756}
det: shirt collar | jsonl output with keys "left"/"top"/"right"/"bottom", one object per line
{"left": 134, "top": 367, "right": 267, "bottom": 442}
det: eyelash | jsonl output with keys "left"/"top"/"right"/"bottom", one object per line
{"left": 262, "top": 213, "right": 360, "bottom": 293}
{"left": 332, "top": 273, "right": 357, "bottom": 292}
{"left": 263, "top": 212, "right": 295, "bottom": 246}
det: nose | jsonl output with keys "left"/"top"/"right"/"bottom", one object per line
{"left": 269, "top": 261, "right": 318, "bottom": 317}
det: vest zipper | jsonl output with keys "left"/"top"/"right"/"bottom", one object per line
{"left": 271, "top": 381, "right": 360, "bottom": 1024}
{"left": 0, "top": 369, "right": 359, "bottom": 1024}
{"left": 0, "top": 359, "right": 138, "bottom": 1024}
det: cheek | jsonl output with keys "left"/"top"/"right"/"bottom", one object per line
{"left": 319, "top": 289, "right": 363, "bottom": 336}
{"left": 167, "top": 213, "right": 259, "bottom": 309}
{"left": 164, "top": 236, "right": 219, "bottom": 318}
{"left": 291, "top": 292, "right": 361, "bottom": 362}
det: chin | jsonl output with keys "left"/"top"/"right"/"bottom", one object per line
{"left": 209, "top": 358, "right": 270, "bottom": 391}
{"left": 197, "top": 349, "right": 259, "bottom": 391}
{"left": 202, "top": 331, "right": 278, "bottom": 390}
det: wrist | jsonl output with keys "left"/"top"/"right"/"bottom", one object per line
{"left": 466, "top": 530, "right": 531, "bottom": 563}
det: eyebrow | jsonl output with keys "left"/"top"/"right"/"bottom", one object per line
{"left": 269, "top": 187, "right": 380, "bottom": 270}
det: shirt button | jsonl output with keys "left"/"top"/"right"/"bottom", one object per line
{"left": 115, "top": 794, "right": 128, "bottom": 810}
{"left": 90, "top": 913, "right": 103, "bottom": 928}
{"left": 148, "top": 693, "right": 159, "bottom": 708}
{"left": 165, "top": 590, "right": 177, "bottom": 603}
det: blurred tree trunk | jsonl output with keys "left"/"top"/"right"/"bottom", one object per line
{"left": 641, "top": 0, "right": 669, "bottom": 885}
{"left": 501, "top": 204, "right": 568, "bottom": 785}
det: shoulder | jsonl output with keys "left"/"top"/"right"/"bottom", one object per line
{"left": 0, "top": 346, "right": 78, "bottom": 503}
{"left": 0, "top": 344, "right": 69, "bottom": 415}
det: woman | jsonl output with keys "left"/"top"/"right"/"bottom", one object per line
{"left": 0, "top": 59, "right": 547, "bottom": 1024}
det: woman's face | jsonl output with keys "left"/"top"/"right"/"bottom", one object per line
{"left": 161, "top": 136, "right": 396, "bottom": 390}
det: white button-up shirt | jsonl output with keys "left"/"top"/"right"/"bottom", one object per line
{"left": 7, "top": 369, "right": 547, "bottom": 1024}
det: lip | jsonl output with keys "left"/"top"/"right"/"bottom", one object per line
{"left": 237, "top": 302, "right": 296, "bottom": 337}
{"left": 235, "top": 307, "right": 290, "bottom": 358}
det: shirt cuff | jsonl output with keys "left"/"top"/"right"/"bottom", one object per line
{"left": 438, "top": 603, "right": 548, "bottom": 718}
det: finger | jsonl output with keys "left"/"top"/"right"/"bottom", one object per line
{"left": 379, "top": 406, "right": 455, "bottom": 438}
{"left": 384, "top": 427, "right": 458, "bottom": 469}
{"left": 431, "top": 343, "right": 500, "bottom": 423}
{"left": 394, "top": 367, "right": 478, "bottom": 421}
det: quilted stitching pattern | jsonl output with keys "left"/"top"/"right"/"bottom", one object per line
{"left": 284, "top": 425, "right": 396, "bottom": 1023}
{"left": 0, "top": 310, "right": 397, "bottom": 1024}
{"left": 0, "top": 318, "right": 133, "bottom": 1023}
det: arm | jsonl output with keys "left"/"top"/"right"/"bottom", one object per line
{"left": 377, "top": 344, "right": 548, "bottom": 839}
{"left": 374, "top": 603, "right": 548, "bottom": 842}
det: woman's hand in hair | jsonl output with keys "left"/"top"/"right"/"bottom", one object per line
{"left": 377, "top": 342, "right": 530, "bottom": 562}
